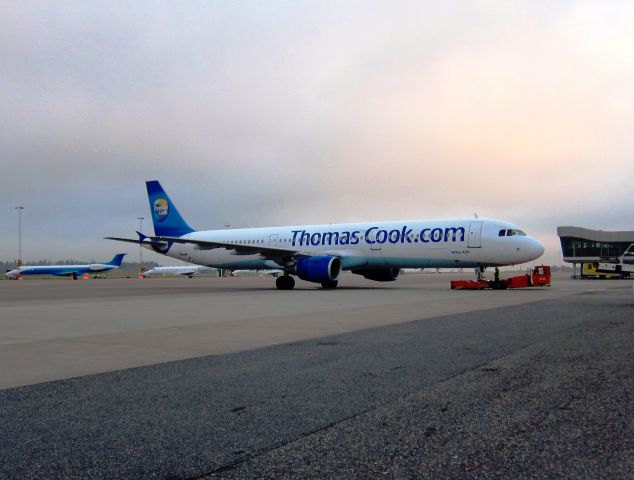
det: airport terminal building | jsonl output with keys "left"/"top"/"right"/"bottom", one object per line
{"left": 557, "top": 226, "right": 634, "bottom": 276}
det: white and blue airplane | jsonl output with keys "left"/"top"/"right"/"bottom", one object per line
{"left": 5, "top": 254, "right": 126, "bottom": 280}
{"left": 107, "top": 181, "right": 544, "bottom": 290}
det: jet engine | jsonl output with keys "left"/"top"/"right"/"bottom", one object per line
{"left": 295, "top": 256, "right": 341, "bottom": 283}
{"left": 352, "top": 267, "right": 401, "bottom": 282}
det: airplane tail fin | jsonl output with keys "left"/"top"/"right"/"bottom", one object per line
{"left": 146, "top": 180, "right": 195, "bottom": 237}
{"left": 106, "top": 253, "right": 127, "bottom": 267}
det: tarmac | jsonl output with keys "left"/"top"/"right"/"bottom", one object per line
{"left": 0, "top": 272, "right": 632, "bottom": 478}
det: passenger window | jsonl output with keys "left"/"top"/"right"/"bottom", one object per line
{"left": 499, "top": 229, "right": 506, "bottom": 236}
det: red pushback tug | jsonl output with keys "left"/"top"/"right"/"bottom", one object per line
{"left": 450, "top": 265, "right": 551, "bottom": 290}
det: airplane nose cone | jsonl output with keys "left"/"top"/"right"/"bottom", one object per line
{"left": 530, "top": 238, "right": 545, "bottom": 260}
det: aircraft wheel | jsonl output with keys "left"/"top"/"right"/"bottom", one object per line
{"left": 321, "top": 280, "right": 338, "bottom": 289}
{"left": 276, "top": 275, "right": 295, "bottom": 290}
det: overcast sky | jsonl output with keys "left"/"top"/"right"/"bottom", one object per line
{"left": 2, "top": 1, "right": 633, "bottom": 266}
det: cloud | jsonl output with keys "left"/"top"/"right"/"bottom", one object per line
{"left": 1, "top": 1, "right": 633, "bottom": 267}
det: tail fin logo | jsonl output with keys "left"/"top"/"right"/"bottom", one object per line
{"left": 153, "top": 198, "right": 169, "bottom": 222}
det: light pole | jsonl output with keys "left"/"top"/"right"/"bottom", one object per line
{"left": 15, "top": 206, "right": 24, "bottom": 266}
{"left": 137, "top": 216, "right": 144, "bottom": 272}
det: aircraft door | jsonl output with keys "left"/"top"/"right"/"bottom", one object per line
{"left": 269, "top": 234, "right": 279, "bottom": 248}
{"left": 468, "top": 222, "right": 482, "bottom": 248}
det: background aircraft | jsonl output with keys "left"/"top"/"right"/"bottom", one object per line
{"left": 230, "top": 269, "right": 282, "bottom": 277}
{"left": 107, "top": 181, "right": 544, "bottom": 290}
{"left": 5, "top": 254, "right": 126, "bottom": 280}
{"left": 142, "top": 265, "right": 214, "bottom": 278}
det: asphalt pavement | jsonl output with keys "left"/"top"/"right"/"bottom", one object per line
{"left": 2, "top": 286, "right": 632, "bottom": 479}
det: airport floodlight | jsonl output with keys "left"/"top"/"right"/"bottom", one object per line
{"left": 15, "top": 206, "right": 24, "bottom": 266}
{"left": 137, "top": 217, "right": 144, "bottom": 272}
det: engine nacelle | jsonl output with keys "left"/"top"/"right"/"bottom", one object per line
{"left": 352, "top": 267, "right": 401, "bottom": 282}
{"left": 295, "top": 256, "right": 341, "bottom": 283}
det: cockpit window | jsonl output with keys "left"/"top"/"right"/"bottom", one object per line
{"left": 506, "top": 229, "right": 526, "bottom": 237}
{"left": 498, "top": 229, "right": 506, "bottom": 236}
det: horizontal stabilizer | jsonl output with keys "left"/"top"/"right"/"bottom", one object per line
{"left": 104, "top": 236, "right": 151, "bottom": 245}
{"left": 105, "top": 232, "right": 158, "bottom": 246}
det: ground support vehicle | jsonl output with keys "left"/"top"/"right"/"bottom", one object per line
{"left": 451, "top": 265, "right": 551, "bottom": 290}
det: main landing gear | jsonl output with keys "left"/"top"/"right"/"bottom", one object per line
{"left": 275, "top": 276, "right": 339, "bottom": 290}
{"left": 276, "top": 275, "right": 295, "bottom": 290}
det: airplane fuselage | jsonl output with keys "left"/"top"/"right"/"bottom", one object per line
{"left": 149, "top": 219, "right": 543, "bottom": 271}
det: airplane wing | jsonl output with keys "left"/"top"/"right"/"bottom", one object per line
{"left": 53, "top": 271, "right": 82, "bottom": 277}
{"left": 106, "top": 233, "right": 348, "bottom": 267}
{"left": 176, "top": 270, "right": 198, "bottom": 276}
{"left": 152, "top": 235, "right": 324, "bottom": 265}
